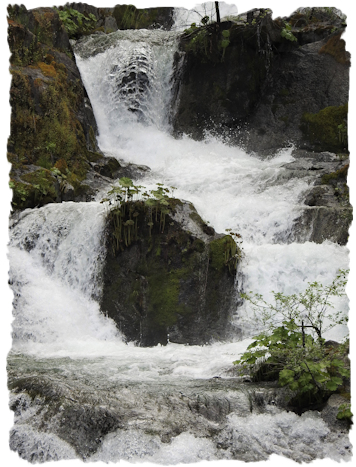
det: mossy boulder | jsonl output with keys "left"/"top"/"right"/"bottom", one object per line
{"left": 100, "top": 200, "right": 240, "bottom": 346}
{"left": 301, "top": 104, "right": 348, "bottom": 152}
{"left": 7, "top": 5, "right": 101, "bottom": 210}
{"left": 112, "top": 4, "right": 174, "bottom": 30}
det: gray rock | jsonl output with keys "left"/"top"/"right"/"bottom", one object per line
{"left": 321, "top": 394, "right": 351, "bottom": 431}
{"left": 104, "top": 15, "right": 118, "bottom": 33}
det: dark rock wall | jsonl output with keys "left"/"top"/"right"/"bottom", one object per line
{"left": 171, "top": 8, "right": 351, "bottom": 245}
{"left": 172, "top": 9, "right": 349, "bottom": 155}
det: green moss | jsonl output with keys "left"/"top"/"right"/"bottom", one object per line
{"left": 321, "top": 163, "right": 349, "bottom": 185}
{"left": 33, "top": 10, "right": 56, "bottom": 46}
{"left": 56, "top": 7, "right": 97, "bottom": 39}
{"left": 10, "top": 168, "right": 57, "bottom": 208}
{"left": 209, "top": 235, "right": 239, "bottom": 274}
{"left": 8, "top": 6, "right": 98, "bottom": 209}
{"left": 301, "top": 104, "right": 348, "bottom": 152}
{"left": 9, "top": 59, "right": 91, "bottom": 208}
{"left": 113, "top": 5, "right": 169, "bottom": 30}
{"left": 147, "top": 267, "right": 187, "bottom": 327}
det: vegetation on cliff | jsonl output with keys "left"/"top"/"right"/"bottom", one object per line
{"left": 7, "top": 5, "right": 102, "bottom": 209}
{"left": 301, "top": 104, "right": 348, "bottom": 153}
{"left": 112, "top": 4, "right": 174, "bottom": 30}
{"left": 56, "top": 6, "right": 97, "bottom": 39}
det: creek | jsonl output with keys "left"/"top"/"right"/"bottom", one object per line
{"left": 8, "top": 9, "right": 350, "bottom": 464}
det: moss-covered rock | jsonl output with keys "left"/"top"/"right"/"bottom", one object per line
{"left": 100, "top": 200, "right": 240, "bottom": 346}
{"left": 112, "top": 4, "right": 174, "bottom": 30}
{"left": 60, "top": 3, "right": 174, "bottom": 33}
{"left": 301, "top": 104, "right": 348, "bottom": 152}
{"left": 173, "top": 8, "right": 349, "bottom": 153}
{"left": 7, "top": 5, "right": 101, "bottom": 210}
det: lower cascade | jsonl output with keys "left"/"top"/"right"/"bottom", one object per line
{"left": 7, "top": 3, "right": 352, "bottom": 465}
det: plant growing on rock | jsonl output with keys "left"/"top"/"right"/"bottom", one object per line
{"left": 337, "top": 402, "right": 352, "bottom": 422}
{"left": 102, "top": 178, "right": 178, "bottom": 252}
{"left": 234, "top": 270, "right": 350, "bottom": 408}
{"left": 281, "top": 22, "right": 297, "bottom": 42}
{"left": 56, "top": 7, "right": 97, "bottom": 39}
{"left": 220, "top": 29, "right": 230, "bottom": 61}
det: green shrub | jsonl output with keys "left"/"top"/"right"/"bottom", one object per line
{"left": 234, "top": 270, "right": 350, "bottom": 407}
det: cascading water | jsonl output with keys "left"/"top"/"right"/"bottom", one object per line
{"left": 74, "top": 27, "right": 349, "bottom": 339}
{"left": 8, "top": 12, "right": 351, "bottom": 465}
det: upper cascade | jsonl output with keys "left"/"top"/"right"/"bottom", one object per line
{"left": 73, "top": 29, "right": 179, "bottom": 130}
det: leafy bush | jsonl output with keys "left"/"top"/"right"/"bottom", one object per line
{"left": 234, "top": 270, "right": 350, "bottom": 407}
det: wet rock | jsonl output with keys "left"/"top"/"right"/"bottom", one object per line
{"left": 8, "top": 5, "right": 101, "bottom": 210}
{"left": 100, "top": 200, "right": 240, "bottom": 346}
{"left": 104, "top": 15, "right": 118, "bottom": 33}
{"left": 287, "top": 151, "right": 351, "bottom": 244}
{"left": 90, "top": 156, "right": 122, "bottom": 179}
{"left": 173, "top": 9, "right": 349, "bottom": 154}
{"left": 320, "top": 394, "right": 351, "bottom": 431}
{"left": 57, "top": 405, "right": 123, "bottom": 458}
{"left": 291, "top": 206, "right": 351, "bottom": 245}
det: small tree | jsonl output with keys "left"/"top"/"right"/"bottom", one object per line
{"left": 234, "top": 270, "right": 350, "bottom": 407}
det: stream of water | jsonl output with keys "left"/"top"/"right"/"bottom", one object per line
{"left": 7, "top": 6, "right": 351, "bottom": 464}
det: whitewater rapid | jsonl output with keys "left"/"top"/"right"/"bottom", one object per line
{"left": 6, "top": 11, "right": 352, "bottom": 465}
{"left": 74, "top": 27, "right": 349, "bottom": 343}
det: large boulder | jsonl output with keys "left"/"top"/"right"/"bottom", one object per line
{"left": 172, "top": 8, "right": 349, "bottom": 154}
{"left": 100, "top": 199, "right": 240, "bottom": 346}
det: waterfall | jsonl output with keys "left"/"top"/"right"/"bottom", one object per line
{"left": 7, "top": 9, "right": 351, "bottom": 464}
{"left": 9, "top": 202, "right": 121, "bottom": 354}
{"left": 73, "top": 28, "right": 349, "bottom": 341}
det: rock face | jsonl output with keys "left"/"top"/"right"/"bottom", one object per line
{"left": 282, "top": 150, "right": 352, "bottom": 245}
{"left": 66, "top": 2, "right": 175, "bottom": 32}
{"left": 7, "top": 5, "right": 103, "bottom": 209}
{"left": 321, "top": 394, "right": 351, "bottom": 432}
{"left": 100, "top": 200, "right": 240, "bottom": 346}
{"left": 172, "top": 8, "right": 351, "bottom": 244}
{"left": 173, "top": 8, "right": 349, "bottom": 155}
